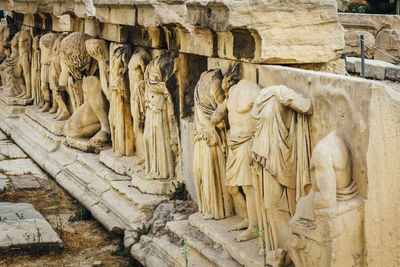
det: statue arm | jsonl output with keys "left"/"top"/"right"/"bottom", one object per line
{"left": 277, "top": 87, "right": 312, "bottom": 115}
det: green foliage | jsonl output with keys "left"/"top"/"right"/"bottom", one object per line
{"left": 345, "top": 0, "right": 396, "bottom": 14}
{"left": 170, "top": 182, "right": 188, "bottom": 201}
{"left": 68, "top": 204, "right": 93, "bottom": 222}
{"left": 254, "top": 225, "right": 267, "bottom": 267}
{"left": 133, "top": 224, "right": 151, "bottom": 244}
{"left": 15, "top": 212, "right": 24, "bottom": 220}
{"left": 181, "top": 241, "right": 190, "bottom": 267}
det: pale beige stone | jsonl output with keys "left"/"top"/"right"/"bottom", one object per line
{"left": 339, "top": 13, "right": 400, "bottom": 36}
{"left": 25, "top": 106, "right": 65, "bottom": 136}
{"left": 344, "top": 30, "right": 376, "bottom": 59}
{"left": 288, "top": 132, "right": 363, "bottom": 266}
{"left": 375, "top": 29, "right": 400, "bottom": 64}
{"left": 16, "top": 30, "right": 32, "bottom": 99}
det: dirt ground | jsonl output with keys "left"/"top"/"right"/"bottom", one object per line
{"left": 0, "top": 178, "right": 142, "bottom": 267}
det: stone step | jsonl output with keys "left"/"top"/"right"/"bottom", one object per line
{"left": 150, "top": 235, "right": 215, "bottom": 267}
{"left": 188, "top": 212, "right": 264, "bottom": 267}
{"left": 166, "top": 220, "right": 241, "bottom": 267}
{"left": 24, "top": 106, "right": 65, "bottom": 136}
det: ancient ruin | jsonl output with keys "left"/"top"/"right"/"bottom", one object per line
{"left": 0, "top": 0, "right": 399, "bottom": 266}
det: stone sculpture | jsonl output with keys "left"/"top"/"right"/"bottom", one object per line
{"left": 49, "top": 33, "right": 69, "bottom": 120}
{"left": 59, "top": 32, "right": 97, "bottom": 114}
{"left": 39, "top": 32, "right": 58, "bottom": 112}
{"left": 0, "top": 31, "right": 25, "bottom": 97}
{"left": 31, "top": 35, "right": 42, "bottom": 106}
{"left": 143, "top": 51, "right": 179, "bottom": 180}
{"left": 226, "top": 79, "right": 261, "bottom": 241}
{"left": 63, "top": 37, "right": 108, "bottom": 150}
{"left": 108, "top": 43, "right": 134, "bottom": 156}
{"left": 193, "top": 68, "right": 233, "bottom": 220}
{"left": 16, "top": 30, "right": 32, "bottom": 99}
{"left": 287, "top": 131, "right": 363, "bottom": 267}
{"left": 128, "top": 48, "right": 151, "bottom": 161}
{"left": 251, "top": 85, "right": 312, "bottom": 264}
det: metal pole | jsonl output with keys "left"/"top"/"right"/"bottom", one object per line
{"left": 361, "top": 35, "right": 365, "bottom": 78}
{"left": 397, "top": 0, "right": 400, "bottom": 15}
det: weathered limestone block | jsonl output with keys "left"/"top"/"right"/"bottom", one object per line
{"left": 135, "top": 0, "right": 344, "bottom": 64}
{"left": 375, "top": 29, "right": 400, "bottom": 64}
{"left": 344, "top": 30, "right": 375, "bottom": 59}
{"left": 339, "top": 13, "right": 400, "bottom": 36}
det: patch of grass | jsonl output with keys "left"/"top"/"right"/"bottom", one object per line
{"left": 254, "top": 225, "right": 267, "bottom": 267}
{"left": 68, "top": 204, "right": 93, "bottom": 222}
{"left": 0, "top": 216, "right": 6, "bottom": 221}
{"left": 170, "top": 182, "right": 188, "bottom": 201}
{"left": 5, "top": 133, "right": 12, "bottom": 142}
{"left": 181, "top": 241, "right": 190, "bottom": 267}
{"left": 133, "top": 224, "right": 151, "bottom": 244}
{"left": 0, "top": 168, "right": 7, "bottom": 174}
{"left": 15, "top": 212, "right": 24, "bottom": 220}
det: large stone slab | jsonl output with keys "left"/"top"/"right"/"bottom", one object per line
{"left": 189, "top": 212, "right": 263, "bottom": 267}
{"left": 0, "top": 202, "right": 62, "bottom": 250}
{"left": 99, "top": 149, "right": 144, "bottom": 177}
{"left": 339, "top": 13, "right": 400, "bottom": 36}
{"left": 0, "top": 141, "right": 28, "bottom": 159}
{"left": 0, "top": 158, "right": 48, "bottom": 180}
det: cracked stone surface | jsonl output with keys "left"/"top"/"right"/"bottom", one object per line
{"left": 0, "top": 202, "right": 62, "bottom": 249}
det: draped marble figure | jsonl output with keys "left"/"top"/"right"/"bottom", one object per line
{"left": 143, "top": 51, "right": 179, "bottom": 180}
{"left": 251, "top": 85, "right": 312, "bottom": 263}
{"left": 0, "top": 32, "right": 25, "bottom": 97}
{"left": 108, "top": 43, "right": 134, "bottom": 156}
{"left": 31, "top": 35, "right": 42, "bottom": 106}
{"left": 128, "top": 48, "right": 151, "bottom": 161}
{"left": 193, "top": 69, "right": 234, "bottom": 220}
{"left": 226, "top": 79, "right": 260, "bottom": 241}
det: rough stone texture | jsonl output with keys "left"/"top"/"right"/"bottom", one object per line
{"left": 0, "top": 141, "right": 27, "bottom": 159}
{"left": 180, "top": 118, "right": 197, "bottom": 203}
{"left": 99, "top": 149, "right": 144, "bottom": 177}
{"left": 10, "top": 175, "right": 41, "bottom": 190}
{"left": 25, "top": 106, "right": 66, "bottom": 136}
{"left": 346, "top": 57, "right": 400, "bottom": 81}
{"left": 0, "top": 158, "right": 48, "bottom": 179}
{"left": 344, "top": 30, "right": 376, "bottom": 59}
{"left": 1, "top": 0, "right": 344, "bottom": 64}
{"left": 375, "top": 29, "right": 400, "bottom": 64}
{"left": 0, "top": 202, "right": 62, "bottom": 249}
{"left": 339, "top": 13, "right": 400, "bottom": 36}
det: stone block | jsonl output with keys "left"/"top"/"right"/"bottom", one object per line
{"left": 52, "top": 14, "right": 73, "bottom": 32}
{"left": 0, "top": 202, "right": 62, "bottom": 250}
{"left": 180, "top": 118, "right": 197, "bottom": 203}
{"left": 385, "top": 65, "right": 400, "bottom": 81}
{"left": 339, "top": 13, "right": 400, "bottom": 36}
{"left": 10, "top": 175, "right": 41, "bottom": 190}
{"left": 0, "top": 141, "right": 27, "bottom": 159}
{"left": 0, "top": 158, "right": 48, "bottom": 180}
{"left": 375, "top": 29, "right": 400, "bottom": 64}
{"left": 344, "top": 30, "right": 376, "bottom": 59}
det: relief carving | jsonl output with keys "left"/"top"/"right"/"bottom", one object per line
{"left": 16, "top": 30, "right": 32, "bottom": 99}
{"left": 128, "top": 47, "right": 151, "bottom": 162}
{"left": 0, "top": 32, "right": 25, "bottom": 97}
{"left": 108, "top": 43, "right": 134, "bottom": 156}
{"left": 49, "top": 33, "right": 70, "bottom": 120}
{"left": 39, "top": 32, "right": 58, "bottom": 112}
{"left": 63, "top": 37, "right": 109, "bottom": 150}
{"left": 143, "top": 51, "right": 179, "bottom": 180}
{"left": 288, "top": 132, "right": 363, "bottom": 267}
{"left": 31, "top": 35, "right": 42, "bottom": 107}
{"left": 251, "top": 85, "right": 312, "bottom": 265}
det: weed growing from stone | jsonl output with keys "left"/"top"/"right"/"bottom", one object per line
{"left": 170, "top": 182, "right": 188, "bottom": 201}
{"left": 254, "top": 225, "right": 267, "bottom": 267}
{"left": 5, "top": 133, "right": 12, "bottom": 142}
{"left": 15, "top": 212, "right": 24, "bottom": 220}
{"left": 133, "top": 224, "right": 151, "bottom": 244}
{"left": 181, "top": 241, "right": 190, "bottom": 267}
{"left": 0, "top": 216, "right": 6, "bottom": 221}
{"left": 0, "top": 168, "right": 6, "bottom": 174}
{"left": 50, "top": 182, "right": 64, "bottom": 238}
{"left": 68, "top": 204, "right": 93, "bottom": 222}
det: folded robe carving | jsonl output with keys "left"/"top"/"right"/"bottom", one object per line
{"left": 108, "top": 43, "right": 135, "bottom": 156}
{"left": 287, "top": 131, "right": 362, "bottom": 267}
{"left": 143, "top": 51, "right": 179, "bottom": 180}
{"left": 31, "top": 35, "right": 41, "bottom": 106}
{"left": 193, "top": 69, "right": 234, "bottom": 220}
{"left": 251, "top": 85, "right": 312, "bottom": 264}
{"left": 128, "top": 48, "right": 151, "bottom": 161}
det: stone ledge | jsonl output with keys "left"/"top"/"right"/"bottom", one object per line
{"left": 189, "top": 212, "right": 263, "bottom": 267}
{"left": 25, "top": 106, "right": 65, "bottom": 136}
